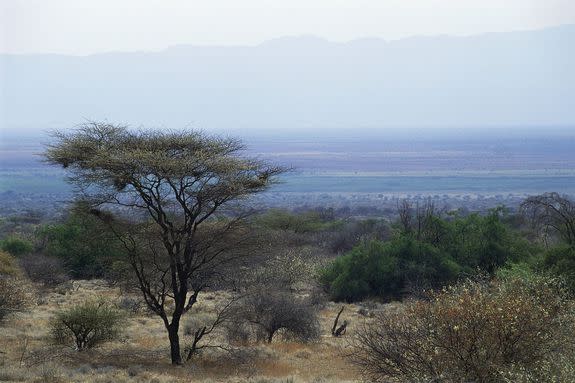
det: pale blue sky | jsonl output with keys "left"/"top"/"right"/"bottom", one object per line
{"left": 1, "top": 0, "right": 575, "bottom": 54}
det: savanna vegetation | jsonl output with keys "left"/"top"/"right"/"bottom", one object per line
{"left": 1, "top": 124, "right": 575, "bottom": 382}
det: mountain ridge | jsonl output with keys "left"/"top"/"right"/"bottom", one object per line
{"left": 1, "top": 24, "right": 574, "bottom": 131}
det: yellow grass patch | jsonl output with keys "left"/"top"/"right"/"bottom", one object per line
{"left": 0, "top": 280, "right": 365, "bottom": 382}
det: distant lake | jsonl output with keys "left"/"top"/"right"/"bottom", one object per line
{"left": 2, "top": 169, "right": 575, "bottom": 196}
{"left": 1, "top": 130, "right": 575, "bottom": 196}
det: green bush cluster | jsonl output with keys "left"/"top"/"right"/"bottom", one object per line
{"left": 38, "top": 211, "right": 126, "bottom": 278}
{"left": 538, "top": 245, "right": 575, "bottom": 291}
{"left": 0, "top": 236, "right": 33, "bottom": 256}
{"left": 320, "top": 238, "right": 460, "bottom": 301}
{"left": 321, "top": 209, "right": 536, "bottom": 301}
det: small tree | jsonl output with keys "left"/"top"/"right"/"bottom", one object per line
{"left": 51, "top": 300, "right": 123, "bottom": 350}
{"left": 44, "top": 122, "right": 283, "bottom": 364}
{"left": 396, "top": 198, "right": 447, "bottom": 246}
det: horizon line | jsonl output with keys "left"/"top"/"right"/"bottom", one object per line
{"left": 1, "top": 23, "right": 573, "bottom": 57}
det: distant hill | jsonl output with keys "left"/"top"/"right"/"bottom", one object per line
{"left": 1, "top": 25, "right": 574, "bottom": 131}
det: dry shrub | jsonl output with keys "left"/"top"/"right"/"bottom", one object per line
{"left": 241, "top": 248, "right": 320, "bottom": 292}
{"left": 0, "top": 251, "right": 30, "bottom": 321}
{"left": 0, "top": 277, "right": 29, "bottom": 320}
{"left": 0, "top": 249, "right": 21, "bottom": 276}
{"left": 183, "top": 312, "right": 217, "bottom": 336}
{"left": 353, "top": 276, "right": 575, "bottom": 383}
{"left": 230, "top": 290, "right": 321, "bottom": 344}
{"left": 32, "top": 363, "right": 65, "bottom": 383}
{"left": 118, "top": 296, "right": 149, "bottom": 315}
{"left": 0, "top": 365, "right": 31, "bottom": 382}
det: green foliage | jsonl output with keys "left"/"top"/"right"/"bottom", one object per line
{"left": 496, "top": 261, "right": 540, "bottom": 282}
{"left": 539, "top": 245, "right": 575, "bottom": 291}
{"left": 38, "top": 210, "right": 126, "bottom": 278}
{"left": 50, "top": 300, "right": 123, "bottom": 350}
{"left": 321, "top": 238, "right": 460, "bottom": 301}
{"left": 353, "top": 276, "right": 575, "bottom": 383}
{"left": 445, "top": 208, "right": 534, "bottom": 274}
{"left": 321, "top": 208, "right": 535, "bottom": 302}
{"left": 0, "top": 236, "right": 33, "bottom": 256}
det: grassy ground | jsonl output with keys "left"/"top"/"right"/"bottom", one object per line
{"left": 0, "top": 280, "right": 377, "bottom": 383}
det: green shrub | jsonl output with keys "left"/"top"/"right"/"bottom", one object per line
{"left": 39, "top": 210, "right": 126, "bottom": 278}
{"left": 320, "top": 238, "right": 460, "bottom": 301}
{"left": 539, "top": 244, "right": 575, "bottom": 291}
{"left": 353, "top": 276, "right": 575, "bottom": 383}
{"left": 496, "top": 261, "right": 539, "bottom": 281}
{"left": 0, "top": 236, "right": 33, "bottom": 256}
{"left": 321, "top": 208, "right": 537, "bottom": 302}
{"left": 50, "top": 300, "right": 123, "bottom": 350}
{"left": 445, "top": 209, "right": 535, "bottom": 274}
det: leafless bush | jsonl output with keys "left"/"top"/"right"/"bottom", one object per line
{"left": 327, "top": 219, "right": 391, "bottom": 254}
{"left": 521, "top": 192, "right": 575, "bottom": 246}
{"left": 19, "top": 254, "right": 68, "bottom": 286}
{"left": 182, "top": 297, "right": 241, "bottom": 360}
{"left": 231, "top": 290, "right": 321, "bottom": 343}
{"left": 244, "top": 249, "right": 319, "bottom": 291}
{"left": 396, "top": 198, "right": 448, "bottom": 245}
{"left": 352, "top": 276, "right": 575, "bottom": 383}
{"left": 118, "top": 296, "right": 148, "bottom": 315}
{"left": 225, "top": 320, "right": 252, "bottom": 345}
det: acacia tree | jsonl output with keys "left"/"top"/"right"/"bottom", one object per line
{"left": 521, "top": 192, "right": 575, "bottom": 246}
{"left": 45, "top": 122, "right": 284, "bottom": 364}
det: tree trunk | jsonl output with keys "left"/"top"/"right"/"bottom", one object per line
{"left": 168, "top": 322, "right": 182, "bottom": 365}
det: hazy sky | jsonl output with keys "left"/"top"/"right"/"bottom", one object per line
{"left": 1, "top": 0, "right": 575, "bottom": 55}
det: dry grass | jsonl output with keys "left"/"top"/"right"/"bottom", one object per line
{"left": 0, "top": 280, "right": 369, "bottom": 382}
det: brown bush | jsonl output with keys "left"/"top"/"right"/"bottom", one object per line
{"left": 352, "top": 276, "right": 575, "bottom": 383}
{"left": 0, "top": 250, "right": 20, "bottom": 276}
{"left": 0, "top": 276, "right": 29, "bottom": 321}
{"left": 230, "top": 290, "right": 321, "bottom": 344}
{"left": 19, "top": 254, "right": 68, "bottom": 286}
{"left": 0, "top": 251, "right": 30, "bottom": 321}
